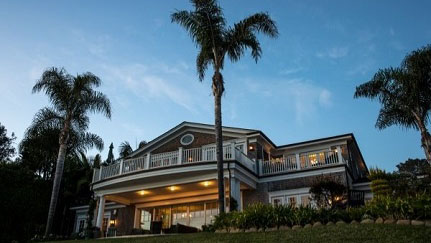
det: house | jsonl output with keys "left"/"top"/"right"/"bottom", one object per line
{"left": 72, "top": 121, "right": 371, "bottom": 235}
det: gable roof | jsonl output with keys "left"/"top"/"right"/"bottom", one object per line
{"left": 128, "top": 121, "right": 260, "bottom": 157}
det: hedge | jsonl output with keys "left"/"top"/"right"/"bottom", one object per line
{"left": 212, "top": 194, "right": 431, "bottom": 231}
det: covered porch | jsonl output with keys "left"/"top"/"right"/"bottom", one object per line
{"left": 93, "top": 176, "right": 253, "bottom": 235}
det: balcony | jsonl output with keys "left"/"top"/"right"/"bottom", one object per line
{"left": 261, "top": 150, "right": 346, "bottom": 175}
{"left": 92, "top": 145, "right": 256, "bottom": 183}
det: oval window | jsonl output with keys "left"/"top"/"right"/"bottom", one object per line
{"left": 180, "top": 134, "right": 194, "bottom": 146}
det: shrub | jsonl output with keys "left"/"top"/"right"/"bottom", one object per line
{"left": 211, "top": 194, "right": 431, "bottom": 231}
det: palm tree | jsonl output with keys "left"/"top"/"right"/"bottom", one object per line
{"left": 119, "top": 141, "right": 133, "bottom": 158}
{"left": 354, "top": 45, "right": 431, "bottom": 165}
{"left": 171, "top": 0, "right": 278, "bottom": 212}
{"left": 31, "top": 67, "right": 111, "bottom": 237}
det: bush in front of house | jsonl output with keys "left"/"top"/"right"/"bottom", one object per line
{"left": 212, "top": 193, "right": 431, "bottom": 231}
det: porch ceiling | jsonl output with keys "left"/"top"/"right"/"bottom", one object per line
{"left": 105, "top": 179, "right": 251, "bottom": 205}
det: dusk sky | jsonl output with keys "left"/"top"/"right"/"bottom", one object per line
{"left": 1, "top": 0, "right": 430, "bottom": 171}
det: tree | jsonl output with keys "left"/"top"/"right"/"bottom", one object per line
{"left": 354, "top": 45, "right": 431, "bottom": 165}
{"left": 0, "top": 122, "right": 16, "bottom": 162}
{"left": 106, "top": 142, "right": 115, "bottom": 164}
{"left": 309, "top": 176, "right": 347, "bottom": 209}
{"left": 171, "top": 0, "right": 278, "bottom": 213}
{"left": 20, "top": 125, "right": 104, "bottom": 180}
{"left": 30, "top": 67, "right": 111, "bottom": 237}
{"left": 138, "top": 140, "right": 147, "bottom": 149}
{"left": 119, "top": 141, "right": 133, "bottom": 158}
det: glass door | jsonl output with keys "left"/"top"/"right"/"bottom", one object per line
{"left": 140, "top": 209, "right": 152, "bottom": 230}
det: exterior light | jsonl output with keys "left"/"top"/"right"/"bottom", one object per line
{"left": 168, "top": 186, "right": 178, "bottom": 191}
{"left": 137, "top": 190, "right": 147, "bottom": 196}
{"left": 248, "top": 145, "right": 255, "bottom": 151}
{"left": 201, "top": 181, "right": 211, "bottom": 187}
{"left": 188, "top": 157, "right": 193, "bottom": 162}
{"left": 109, "top": 219, "right": 116, "bottom": 227}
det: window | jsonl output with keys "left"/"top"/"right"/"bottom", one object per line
{"left": 273, "top": 198, "right": 282, "bottom": 206}
{"left": 288, "top": 196, "right": 297, "bottom": 206}
{"left": 78, "top": 219, "right": 85, "bottom": 232}
{"left": 180, "top": 134, "right": 194, "bottom": 145}
{"left": 301, "top": 195, "right": 310, "bottom": 207}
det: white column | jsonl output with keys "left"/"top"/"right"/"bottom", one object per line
{"left": 119, "top": 159, "right": 124, "bottom": 174}
{"left": 95, "top": 196, "right": 105, "bottom": 230}
{"left": 145, "top": 153, "right": 151, "bottom": 169}
{"left": 230, "top": 177, "right": 241, "bottom": 211}
{"left": 134, "top": 207, "right": 140, "bottom": 228}
{"left": 178, "top": 147, "right": 183, "bottom": 164}
{"left": 336, "top": 146, "right": 343, "bottom": 163}
{"left": 99, "top": 166, "right": 103, "bottom": 181}
{"left": 295, "top": 153, "right": 301, "bottom": 170}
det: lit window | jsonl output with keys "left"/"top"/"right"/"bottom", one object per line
{"left": 288, "top": 197, "right": 297, "bottom": 206}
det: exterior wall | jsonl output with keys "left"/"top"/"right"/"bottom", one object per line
{"left": 116, "top": 205, "right": 135, "bottom": 235}
{"left": 152, "top": 131, "right": 235, "bottom": 154}
{"left": 267, "top": 172, "right": 347, "bottom": 192}
{"left": 243, "top": 182, "right": 269, "bottom": 208}
{"left": 243, "top": 172, "right": 347, "bottom": 207}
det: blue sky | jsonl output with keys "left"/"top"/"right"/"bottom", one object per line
{"left": 1, "top": 0, "right": 430, "bottom": 171}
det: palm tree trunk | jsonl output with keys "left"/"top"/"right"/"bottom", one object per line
{"left": 419, "top": 127, "right": 431, "bottom": 165}
{"left": 213, "top": 71, "right": 225, "bottom": 214}
{"left": 44, "top": 142, "right": 68, "bottom": 237}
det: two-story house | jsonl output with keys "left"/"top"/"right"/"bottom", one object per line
{"left": 72, "top": 121, "right": 371, "bottom": 235}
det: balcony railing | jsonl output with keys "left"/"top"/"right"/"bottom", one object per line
{"left": 261, "top": 150, "right": 344, "bottom": 175}
{"left": 92, "top": 144, "right": 252, "bottom": 183}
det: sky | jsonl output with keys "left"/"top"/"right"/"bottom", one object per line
{"left": 1, "top": 0, "right": 430, "bottom": 171}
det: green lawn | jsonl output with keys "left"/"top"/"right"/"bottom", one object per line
{"left": 59, "top": 224, "right": 430, "bottom": 243}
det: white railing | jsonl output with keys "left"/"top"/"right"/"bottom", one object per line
{"left": 100, "top": 162, "right": 121, "bottom": 180}
{"left": 123, "top": 156, "right": 146, "bottom": 174}
{"left": 235, "top": 148, "right": 256, "bottom": 172}
{"left": 262, "top": 155, "right": 297, "bottom": 175}
{"left": 150, "top": 151, "right": 179, "bottom": 168}
{"left": 183, "top": 147, "right": 202, "bottom": 163}
{"left": 93, "top": 145, "right": 346, "bottom": 182}
{"left": 299, "top": 150, "right": 338, "bottom": 169}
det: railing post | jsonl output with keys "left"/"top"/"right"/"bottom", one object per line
{"left": 231, "top": 143, "right": 235, "bottom": 160}
{"left": 295, "top": 153, "right": 300, "bottom": 170}
{"left": 99, "top": 166, "right": 103, "bottom": 181}
{"left": 119, "top": 159, "right": 124, "bottom": 174}
{"left": 336, "top": 146, "right": 343, "bottom": 163}
{"left": 178, "top": 147, "right": 183, "bottom": 164}
{"left": 145, "top": 153, "right": 151, "bottom": 169}
{"left": 258, "top": 159, "right": 263, "bottom": 175}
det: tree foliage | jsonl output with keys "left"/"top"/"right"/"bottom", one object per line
{"left": 119, "top": 141, "right": 133, "bottom": 158}
{"left": 354, "top": 45, "right": 431, "bottom": 164}
{"left": 0, "top": 122, "right": 16, "bottom": 162}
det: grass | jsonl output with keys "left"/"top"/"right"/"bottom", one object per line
{"left": 58, "top": 224, "right": 430, "bottom": 243}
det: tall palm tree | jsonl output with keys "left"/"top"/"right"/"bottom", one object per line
{"left": 31, "top": 67, "right": 111, "bottom": 236}
{"left": 172, "top": 0, "right": 278, "bottom": 213}
{"left": 119, "top": 141, "right": 133, "bottom": 158}
{"left": 354, "top": 45, "right": 431, "bottom": 164}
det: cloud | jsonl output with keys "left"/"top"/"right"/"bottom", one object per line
{"left": 279, "top": 67, "right": 303, "bottom": 75}
{"left": 100, "top": 62, "right": 210, "bottom": 112}
{"left": 245, "top": 78, "right": 332, "bottom": 124}
{"left": 316, "top": 47, "right": 349, "bottom": 59}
